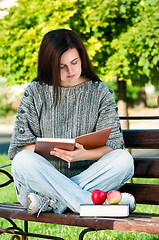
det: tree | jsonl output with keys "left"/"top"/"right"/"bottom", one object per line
{"left": 0, "top": 0, "right": 77, "bottom": 84}
{"left": 0, "top": 0, "right": 159, "bottom": 119}
{"left": 70, "top": 0, "right": 159, "bottom": 118}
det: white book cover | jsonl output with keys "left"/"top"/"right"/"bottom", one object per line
{"left": 80, "top": 204, "right": 129, "bottom": 217}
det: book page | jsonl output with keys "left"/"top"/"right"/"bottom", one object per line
{"left": 36, "top": 138, "right": 75, "bottom": 143}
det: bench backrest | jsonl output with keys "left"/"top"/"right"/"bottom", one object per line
{"left": 120, "top": 117, "right": 159, "bottom": 205}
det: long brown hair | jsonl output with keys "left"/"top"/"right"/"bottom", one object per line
{"left": 36, "top": 29, "right": 101, "bottom": 104}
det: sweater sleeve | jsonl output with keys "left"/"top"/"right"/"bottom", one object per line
{"left": 95, "top": 87, "right": 125, "bottom": 150}
{"left": 8, "top": 85, "right": 41, "bottom": 160}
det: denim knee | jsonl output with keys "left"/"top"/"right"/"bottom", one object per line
{"left": 115, "top": 150, "right": 134, "bottom": 178}
{"left": 101, "top": 149, "right": 134, "bottom": 179}
{"left": 12, "top": 150, "right": 33, "bottom": 172}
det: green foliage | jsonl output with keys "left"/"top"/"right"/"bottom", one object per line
{"left": 0, "top": 84, "right": 16, "bottom": 117}
{"left": 0, "top": 0, "right": 158, "bottom": 88}
{"left": 0, "top": 99, "right": 15, "bottom": 117}
{"left": 73, "top": 0, "right": 159, "bottom": 85}
{"left": 0, "top": 0, "right": 77, "bottom": 84}
{"left": 105, "top": 0, "right": 159, "bottom": 86}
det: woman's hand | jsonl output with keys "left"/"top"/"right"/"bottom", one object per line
{"left": 50, "top": 143, "right": 87, "bottom": 162}
{"left": 50, "top": 143, "right": 113, "bottom": 164}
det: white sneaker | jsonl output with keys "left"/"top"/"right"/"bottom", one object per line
{"left": 27, "top": 192, "right": 57, "bottom": 217}
{"left": 119, "top": 192, "right": 136, "bottom": 212}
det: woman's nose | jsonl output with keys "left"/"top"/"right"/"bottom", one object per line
{"left": 67, "top": 65, "right": 73, "bottom": 74}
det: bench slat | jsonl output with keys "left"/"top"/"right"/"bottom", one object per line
{"left": 120, "top": 183, "right": 159, "bottom": 204}
{"left": 134, "top": 158, "right": 159, "bottom": 178}
{"left": 0, "top": 203, "right": 159, "bottom": 235}
{"left": 123, "top": 130, "right": 159, "bottom": 148}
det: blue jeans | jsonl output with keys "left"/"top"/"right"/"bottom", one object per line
{"left": 11, "top": 149, "right": 134, "bottom": 213}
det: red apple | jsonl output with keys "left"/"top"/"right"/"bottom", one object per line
{"left": 107, "top": 190, "right": 122, "bottom": 204}
{"left": 91, "top": 189, "right": 106, "bottom": 204}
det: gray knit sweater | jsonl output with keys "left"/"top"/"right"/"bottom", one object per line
{"left": 8, "top": 80, "right": 125, "bottom": 178}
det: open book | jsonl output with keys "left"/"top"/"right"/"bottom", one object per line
{"left": 80, "top": 204, "right": 129, "bottom": 217}
{"left": 34, "top": 128, "right": 111, "bottom": 166}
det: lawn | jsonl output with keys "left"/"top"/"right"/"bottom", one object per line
{"left": 0, "top": 154, "right": 159, "bottom": 240}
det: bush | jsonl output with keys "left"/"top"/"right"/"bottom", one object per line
{"left": 0, "top": 78, "right": 27, "bottom": 117}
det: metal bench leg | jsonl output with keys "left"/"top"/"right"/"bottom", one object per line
{"left": 79, "top": 228, "right": 99, "bottom": 240}
{"left": 10, "top": 235, "right": 20, "bottom": 240}
{"left": 23, "top": 221, "right": 28, "bottom": 240}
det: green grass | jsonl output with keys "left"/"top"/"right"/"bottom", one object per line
{"left": 0, "top": 154, "right": 159, "bottom": 240}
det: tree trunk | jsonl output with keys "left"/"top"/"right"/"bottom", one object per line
{"left": 117, "top": 80, "right": 129, "bottom": 129}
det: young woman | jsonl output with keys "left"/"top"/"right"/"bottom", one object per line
{"left": 8, "top": 29, "right": 135, "bottom": 216}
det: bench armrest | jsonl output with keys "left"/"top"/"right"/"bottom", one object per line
{"left": 0, "top": 163, "right": 13, "bottom": 188}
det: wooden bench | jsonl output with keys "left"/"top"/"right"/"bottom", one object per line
{"left": 0, "top": 116, "right": 159, "bottom": 240}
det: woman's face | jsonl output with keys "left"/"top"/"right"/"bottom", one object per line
{"left": 60, "top": 48, "right": 83, "bottom": 87}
